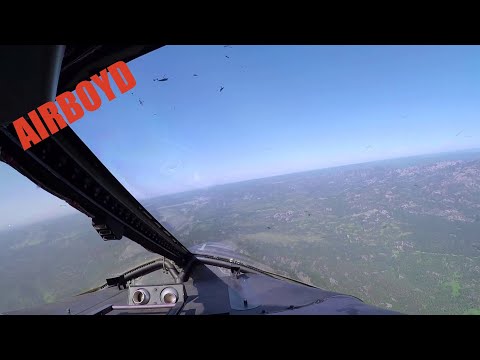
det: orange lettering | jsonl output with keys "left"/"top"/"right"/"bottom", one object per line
{"left": 37, "top": 102, "right": 68, "bottom": 134}
{"left": 27, "top": 110, "right": 49, "bottom": 140}
{"left": 12, "top": 117, "right": 41, "bottom": 150}
{"left": 91, "top": 69, "right": 116, "bottom": 101}
{"left": 56, "top": 91, "right": 85, "bottom": 123}
{"left": 13, "top": 60, "right": 136, "bottom": 151}
{"left": 107, "top": 61, "right": 136, "bottom": 94}
{"left": 76, "top": 81, "right": 102, "bottom": 111}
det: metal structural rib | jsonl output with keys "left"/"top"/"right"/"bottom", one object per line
{"left": 0, "top": 45, "right": 192, "bottom": 266}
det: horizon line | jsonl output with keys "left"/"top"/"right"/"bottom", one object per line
{"left": 2, "top": 146, "right": 480, "bottom": 232}
{"left": 144, "top": 146, "right": 480, "bottom": 200}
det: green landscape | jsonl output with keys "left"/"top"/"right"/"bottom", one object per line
{"left": 1, "top": 150, "right": 480, "bottom": 314}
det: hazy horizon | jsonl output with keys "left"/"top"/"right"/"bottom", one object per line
{"left": 142, "top": 146, "right": 480, "bottom": 199}
{"left": 2, "top": 45, "right": 480, "bottom": 229}
{"left": 3, "top": 45, "right": 480, "bottom": 316}
{"left": 69, "top": 45, "right": 480, "bottom": 198}
{"left": 2, "top": 146, "right": 480, "bottom": 230}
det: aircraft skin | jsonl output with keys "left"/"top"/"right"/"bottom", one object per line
{"left": 4, "top": 242, "right": 400, "bottom": 315}
{"left": 0, "top": 45, "right": 401, "bottom": 315}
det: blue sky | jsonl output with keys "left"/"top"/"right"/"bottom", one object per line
{"left": 1, "top": 45, "right": 480, "bottom": 228}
